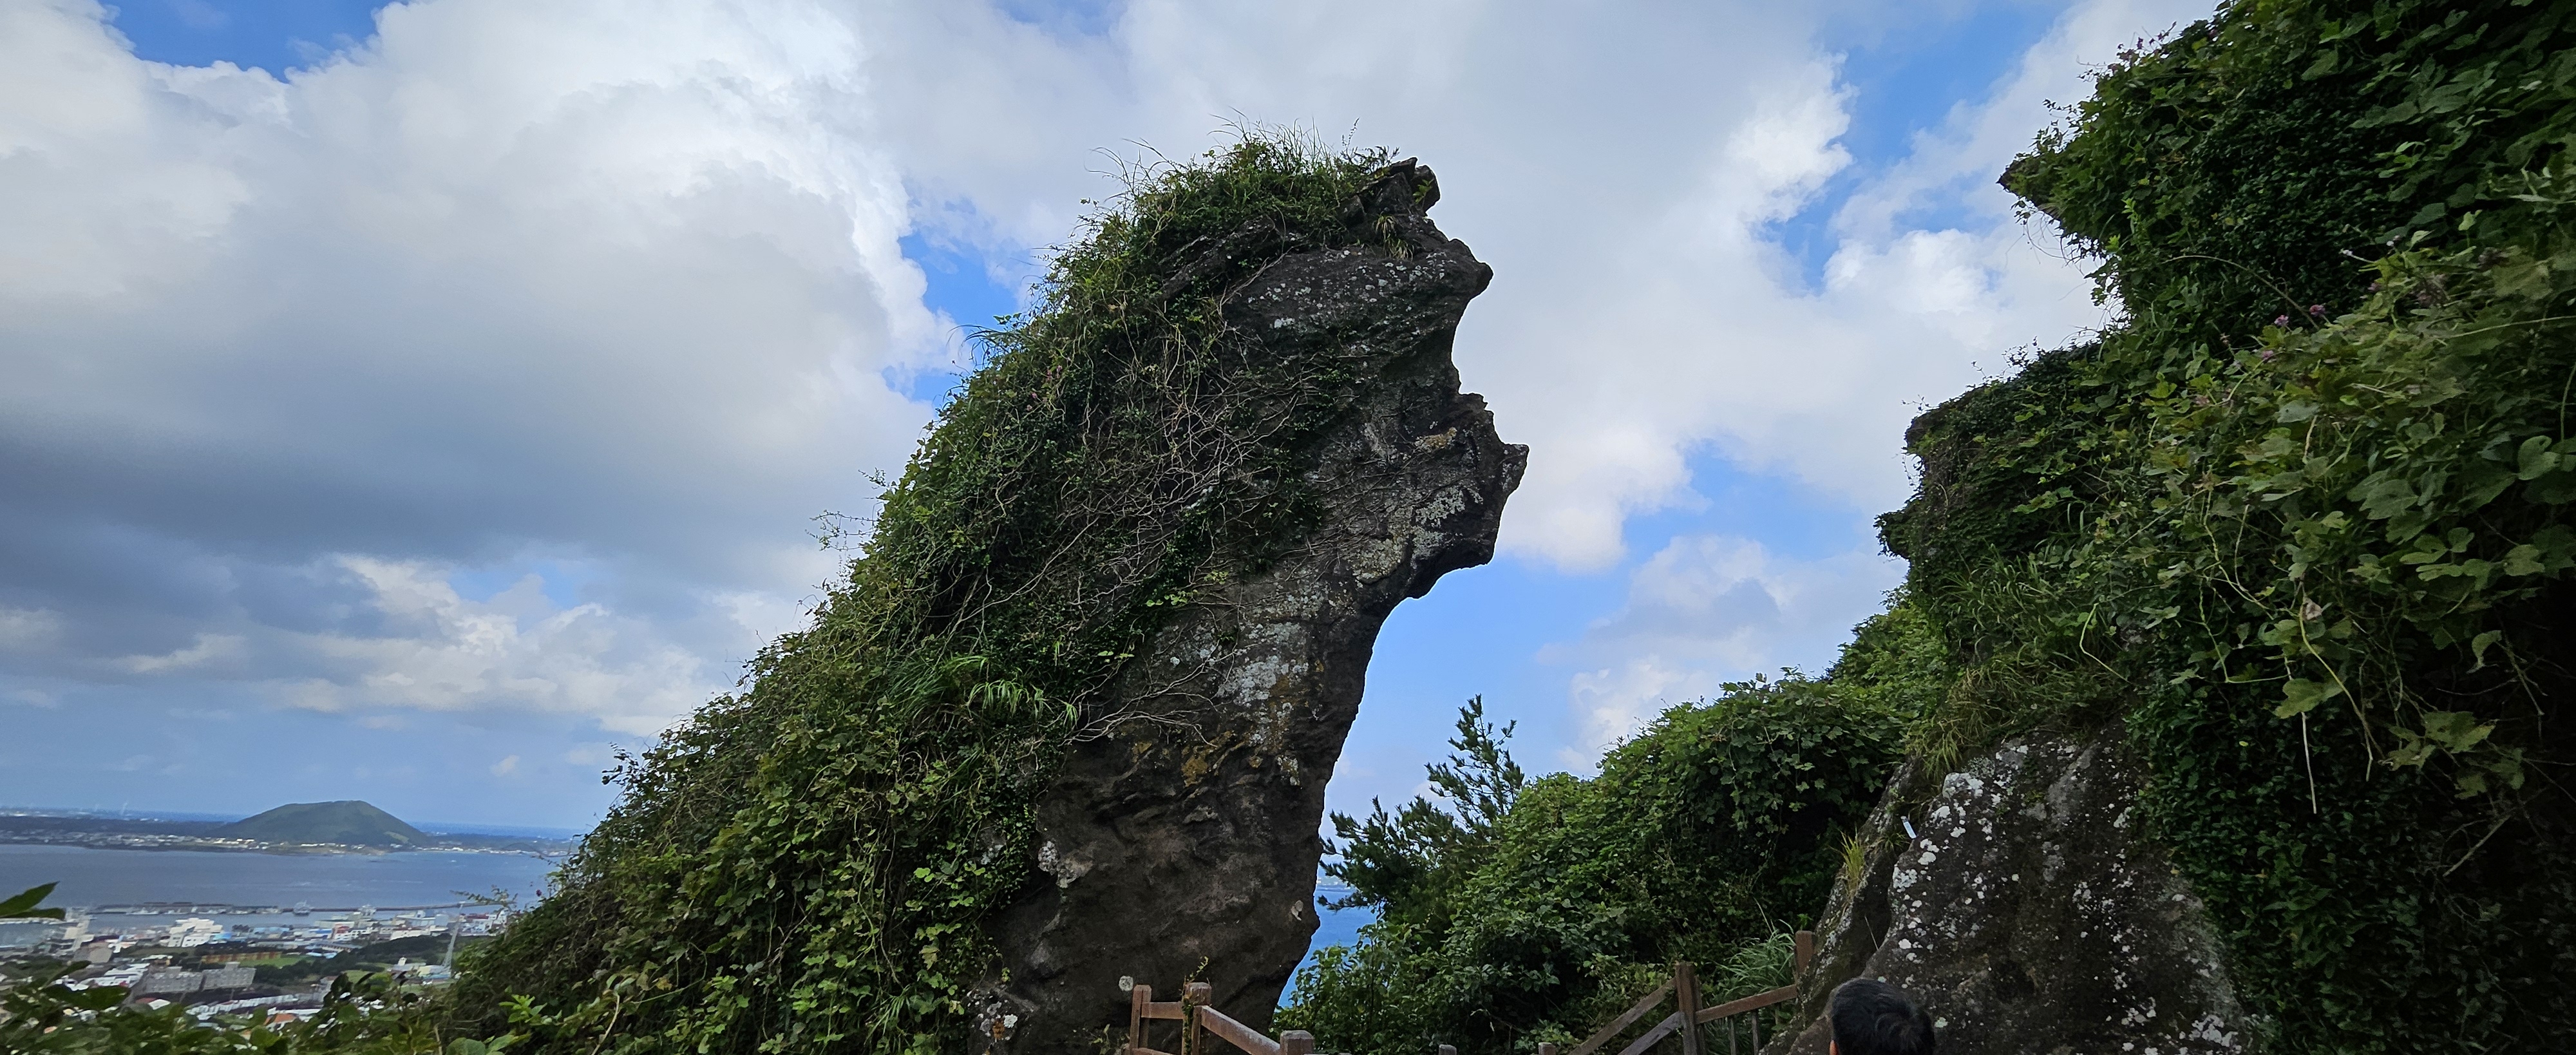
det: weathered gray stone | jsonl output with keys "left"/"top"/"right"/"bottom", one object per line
{"left": 1772, "top": 731, "right": 2253, "bottom": 1055}
{"left": 981, "top": 161, "right": 1526, "bottom": 1053}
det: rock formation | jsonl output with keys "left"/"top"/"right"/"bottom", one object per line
{"left": 980, "top": 161, "right": 1526, "bottom": 1052}
{"left": 1770, "top": 731, "right": 2253, "bottom": 1055}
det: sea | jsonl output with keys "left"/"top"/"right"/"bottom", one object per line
{"left": 1285, "top": 884, "right": 1373, "bottom": 1001}
{"left": 0, "top": 843, "right": 559, "bottom": 926}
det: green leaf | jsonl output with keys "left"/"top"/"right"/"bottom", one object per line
{"left": 2503, "top": 544, "right": 2546, "bottom": 575}
{"left": 2275, "top": 678, "right": 2344, "bottom": 718}
{"left": 2420, "top": 710, "right": 2494, "bottom": 752}
{"left": 2468, "top": 629, "right": 2503, "bottom": 669}
{"left": 2515, "top": 435, "right": 2561, "bottom": 480}
{"left": 68, "top": 985, "right": 130, "bottom": 1011}
{"left": 0, "top": 882, "right": 64, "bottom": 920}
{"left": 2351, "top": 471, "right": 2417, "bottom": 519}
{"left": 2490, "top": 258, "right": 2552, "bottom": 299}
{"left": 2532, "top": 471, "right": 2576, "bottom": 504}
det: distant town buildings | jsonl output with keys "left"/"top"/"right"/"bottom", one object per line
{"left": 9, "top": 901, "right": 516, "bottom": 1018}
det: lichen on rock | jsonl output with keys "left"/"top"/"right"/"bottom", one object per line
{"left": 1774, "top": 730, "right": 2251, "bottom": 1055}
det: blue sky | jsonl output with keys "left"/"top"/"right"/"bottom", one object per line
{"left": 0, "top": 0, "right": 2209, "bottom": 830}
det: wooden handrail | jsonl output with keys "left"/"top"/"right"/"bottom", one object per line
{"left": 1122, "top": 931, "right": 1809, "bottom": 1055}
{"left": 1564, "top": 931, "right": 1815, "bottom": 1055}
{"left": 1693, "top": 985, "right": 1797, "bottom": 1025}
{"left": 1615, "top": 1012, "right": 1683, "bottom": 1055}
{"left": 1197, "top": 1005, "right": 1316, "bottom": 1055}
{"left": 1125, "top": 977, "right": 1311, "bottom": 1055}
{"left": 1566, "top": 979, "right": 1674, "bottom": 1055}
{"left": 1196, "top": 1006, "right": 1273, "bottom": 1055}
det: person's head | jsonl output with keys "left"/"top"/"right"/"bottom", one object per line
{"left": 1826, "top": 978, "right": 1935, "bottom": 1055}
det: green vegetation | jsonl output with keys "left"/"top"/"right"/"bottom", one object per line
{"left": 221, "top": 802, "right": 427, "bottom": 848}
{"left": 448, "top": 131, "right": 1443, "bottom": 1054}
{"left": 1277, "top": 602, "right": 1938, "bottom": 1054}
{"left": 1879, "top": 0, "right": 2576, "bottom": 1049}
{"left": 258, "top": 936, "right": 486, "bottom": 988}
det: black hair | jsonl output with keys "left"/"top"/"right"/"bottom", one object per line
{"left": 1828, "top": 978, "right": 1935, "bottom": 1055}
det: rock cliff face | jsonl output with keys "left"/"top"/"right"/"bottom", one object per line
{"left": 981, "top": 162, "right": 1526, "bottom": 1053}
{"left": 1772, "top": 732, "right": 2253, "bottom": 1055}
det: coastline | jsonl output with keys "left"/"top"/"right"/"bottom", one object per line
{"left": 0, "top": 835, "right": 559, "bottom": 857}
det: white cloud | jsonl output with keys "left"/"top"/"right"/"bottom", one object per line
{"left": 1832, "top": 0, "right": 2210, "bottom": 247}
{"left": 275, "top": 558, "right": 719, "bottom": 736}
{"left": 492, "top": 754, "right": 522, "bottom": 776}
{"left": 0, "top": 608, "right": 64, "bottom": 653}
{"left": 1567, "top": 656, "right": 1700, "bottom": 767}
{"left": 0, "top": 0, "right": 2219, "bottom": 763}
{"left": 1470, "top": 0, "right": 2216, "bottom": 567}
{"left": 1, "top": 0, "right": 936, "bottom": 732}
{"left": 1554, "top": 535, "right": 1904, "bottom": 759}
{"left": 831, "top": 0, "right": 2214, "bottom": 570}
{"left": 119, "top": 634, "right": 245, "bottom": 674}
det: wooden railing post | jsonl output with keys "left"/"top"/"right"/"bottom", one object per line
{"left": 1185, "top": 982, "right": 1212, "bottom": 1055}
{"left": 1674, "top": 962, "right": 1703, "bottom": 1055}
{"left": 1794, "top": 930, "right": 1817, "bottom": 976}
{"left": 1438, "top": 1046, "right": 1457, "bottom": 1055}
{"left": 1276, "top": 1031, "right": 1312, "bottom": 1055}
{"left": 1539, "top": 1045, "right": 1558, "bottom": 1055}
{"left": 1131, "top": 984, "right": 1151, "bottom": 1055}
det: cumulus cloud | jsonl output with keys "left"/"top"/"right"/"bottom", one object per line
{"left": 1466, "top": 0, "right": 2218, "bottom": 567}
{"left": 1, "top": 0, "right": 927, "bottom": 731}
{"left": 1553, "top": 536, "right": 1903, "bottom": 759}
{"left": 272, "top": 558, "right": 721, "bottom": 735}
{"left": 0, "top": 0, "right": 2220, "bottom": 814}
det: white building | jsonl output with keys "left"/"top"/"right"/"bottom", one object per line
{"left": 166, "top": 918, "right": 224, "bottom": 947}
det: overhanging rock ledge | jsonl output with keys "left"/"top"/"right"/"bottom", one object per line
{"left": 981, "top": 160, "right": 1526, "bottom": 1053}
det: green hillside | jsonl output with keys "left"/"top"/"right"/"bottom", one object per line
{"left": 220, "top": 801, "right": 427, "bottom": 847}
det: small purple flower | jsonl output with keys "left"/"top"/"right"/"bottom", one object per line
{"left": 2308, "top": 304, "right": 2326, "bottom": 316}
{"left": 2260, "top": 347, "right": 2278, "bottom": 361}
{"left": 2273, "top": 314, "right": 2290, "bottom": 327}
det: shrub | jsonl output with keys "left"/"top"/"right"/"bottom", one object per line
{"left": 1279, "top": 602, "right": 1931, "bottom": 1054}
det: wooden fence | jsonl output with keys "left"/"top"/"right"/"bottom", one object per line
{"left": 1128, "top": 980, "right": 1318, "bottom": 1055}
{"left": 1123, "top": 928, "right": 1810, "bottom": 1055}
{"left": 1539, "top": 930, "right": 1816, "bottom": 1055}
